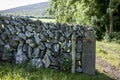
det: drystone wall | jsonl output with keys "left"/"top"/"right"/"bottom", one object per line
{"left": 0, "top": 15, "right": 95, "bottom": 75}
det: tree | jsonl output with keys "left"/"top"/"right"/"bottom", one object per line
{"left": 48, "top": 0, "right": 120, "bottom": 39}
{"left": 107, "top": 0, "right": 120, "bottom": 36}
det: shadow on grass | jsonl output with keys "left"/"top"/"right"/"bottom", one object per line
{"left": 0, "top": 62, "right": 112, "bottom": 80}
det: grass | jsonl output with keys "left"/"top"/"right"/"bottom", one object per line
{"left": 97, "top": 41, "right": 120, "bottom": 53}
{"left": 0, "top": 63, "right": 111, "bottom": 80}
{"left": 96, "top": 41, "right": 120, "bottom": 70}
{"left": 39, "top": 19, "right": 56, "bottom": 23}
{"left": 30, "top": 18, "right": 56, "bottom": 23}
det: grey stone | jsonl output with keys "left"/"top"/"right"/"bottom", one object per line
{"left": 60, "top": 36, "right": 65, "bottom": 42}
{"left": 15, "top": 44, "right": 27, "bottom": 64}
{"left": 55, "top": 31, "right": 60, "bottom": 39}
{"left": 64, "top": 31, "right": 70, "bottom": 38}
{"left": 1, "top": 32, "right": 8, "bottom": 40}
{"left": 76, "top": 30, "right": 82, "bottom": 37}
{"left": 14, "top": 26, "right": 22, "bottom": 32}
{"left": 58, "top": 29, "right": 62, "bottom": 33}
{"left": 0, "top": 28, "right": 3, "bottom": 33}
{"left": 76, "top": 53, "right": 81, "bottom": 60}
{"left": 13, "top": 36, "right": 20, "bottom": 41}
{"left": 53, "top": 44, "right": 60, "bottom": 52}
{"left": 30, "top": 43, "right": 36, "bottom": 48}
{"left": 76, "top": 40, "right": 82, "bottom": 52}
{"left": 26, "top": 39, "right": 36, "bottom": 48}
{"left": 49, "top": 25, "right": 56, "bottom": 30}
{"left": 39, "top": 42, "right": 45, "bottom": 50}
{"left": 40, "top": 50, "right": 45, "bottom": 58}
{"left": 50, "top": 39, "right": 58, "bottom": 44}
{"left": 76, "top": 67, "right": 82, "bottom": 73}
{"left": 63, "top": 53, "right": 71, "bottom": 59}
{"left": 73, "top": 25, "right": 78, "bottom": 31}
{"left": 5, "top": 27, "right": 11, "bottom": 36}
{"left": 0, "top": 45, "right": 4, "bottom": 51}
{"left": 44, "top": 32, "right": 49, "bottom": 38}
{"left": 46, "top": 49, "right": 51, "bottom": 57}
{"left": 0, "top": 39, "right": 4, "bottom": 45}
{"left": 9, "top": 38, "right": 19, "bottom": 48}
{"left": 36, "top": 26, "right": 42, "bottom": 32}
{"left": 4, "top": 20, "right": 9, "bottom": 24}
{"left": 26, "top": 39, "right": 32, "bottom": 44}
{"left": 18, "top": 33, "right": 26, "bottom": 40}
{"left": 28, "top": 46, "right": 32, "bottom": 58}
{"left": 82, "top": 30, "right": 95, "bottom": 75}
{"left": 32, "top": 47, "right": 40, "bottom": 58}
{"left": 23, "top": 44, "right": 28, "bottom": 52}
{"left": 56, "top": 22, "right": 60, "bottom": 28}
{"left": 35, "top": 59, "right": 43, "bottom": 68}
{"left": 0, "top": 16, "right": 96, "bottom": 74}
{"left": 26, "top": 26, "right": 33, "bottom": 32}
{"left": 49, "top": 56, "right": 59, "bottom": 66}
{"left": 47, "top": 30, "right": 54, "bottom": 38}
{"left": 42, "top": 54, "right": 51, "bottom": 68}
{"left": 61, "top": 40, "right": 67, "bottom": 48}
{"left": 22, "top": 26, "right": 25, "bottom": 32}
{"left": 4, "top": 44, "right": 11, "bottom": 53}
{"left": 34, "top": 32, "right": 40, "bottom": 45}
{"left": 2, "top": 53, "right": 8, "bottom": 61}
{"left": 31, "top": 58, "right": 43, "bottom": 68}
{"left": 45, "top": 43, "right": 52, "bottom": 49}
{"left": 42, "top": 22, "right": 49, "bottom": 29}
{"left": 25, "top": 31, "right": 33, "bottom": 38}
{"left": 7, "top": 25, "right": 16, "bottom": 35}
{"left": 67, "top": 42, "right": 71, "bottom": 48}
{"left": 39, "top": 34, "right": 46, "bottom": 41}
{"left": 12, "top": 20, "right": 20, "bottom": 25}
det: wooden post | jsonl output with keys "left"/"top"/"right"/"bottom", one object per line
{"left": 71, "top": 32, "right": 76, "bottom": 73}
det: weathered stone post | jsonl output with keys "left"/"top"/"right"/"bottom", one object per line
{"left": 71, "top": 26, "right": 77, "bottom": 73}
{"left": 82, "top": 29, "right": 96, "bottom": 75}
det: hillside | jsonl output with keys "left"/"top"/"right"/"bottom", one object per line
{"left": 0, "top": 2, "right": 50, "bottom": 17}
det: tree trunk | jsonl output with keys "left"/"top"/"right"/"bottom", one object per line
{"left": 108, "top": 0, "right": 113, "bottom": 36}
{"left": 108, "top": 0, "right": 120, "bottom": 36}
{"left": 105, "top": 25, "right": 109, "bottom": 34}
{"left": 109, "top": 12, "right": 113, "bottom": 35}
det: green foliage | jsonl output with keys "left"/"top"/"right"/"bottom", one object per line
{"left": 104, "top": 32, "right": 120, "bottom": 43}
{"left": 49, "top": 0, "right": 120, "bottom": 41}
{"left": 62, "top": 58, "right": 72, "bottom": 71}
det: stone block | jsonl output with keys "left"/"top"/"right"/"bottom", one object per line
{"left": 82, "top": 30, "right": 96, "bottom": 75}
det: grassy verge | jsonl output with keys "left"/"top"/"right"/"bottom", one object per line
{"left": 0, "top": 63, "right": 111, "bottom": 80}
{"left": 96, "top": 41, "right": 120, "bottom": 70}
{"left": 39, "top": 19, "right": 56, "bottom": 23}
{"left": 30, "top": 18, "right": 56, "bottom": 23}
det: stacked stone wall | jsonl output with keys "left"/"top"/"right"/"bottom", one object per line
{"left": 0, "top": 15, "right": 95, "bottom": 75}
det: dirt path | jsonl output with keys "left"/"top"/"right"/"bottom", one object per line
{"left": 96, "top": 57, "right": 120, "bottom": 80}
{"left": 98, "top": 44, "right": 120, "bottom": 54}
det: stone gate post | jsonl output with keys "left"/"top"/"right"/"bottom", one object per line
{"left": 82, "top": 29, "right": 96, "bottom": 75}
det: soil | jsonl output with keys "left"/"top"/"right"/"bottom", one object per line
{"left": 96, "top": 57, "right": 120, "bottom": 80}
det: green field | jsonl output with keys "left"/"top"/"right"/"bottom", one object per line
{"left": 30, "top": 18, "right": 56, "bottom": 23}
